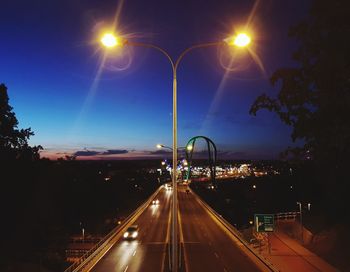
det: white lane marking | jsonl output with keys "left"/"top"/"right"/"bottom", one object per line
{"left": 133, "top": 250, "right": 136, "bottom": 256}
{"left": 162, "top": 205, "right": 172, "bottom": 272}
{"left": 178, "top": 191, "right": 190, "bottom": 272}
{"left": 123, "top": 265, "right": 129, "bottom": 272}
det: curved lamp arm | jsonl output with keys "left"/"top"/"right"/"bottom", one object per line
{"left": 174, "top": 41, "right": 225, "bottom": 73}
{"left": 127, "top": 41, "right": 176, "bottom": 74}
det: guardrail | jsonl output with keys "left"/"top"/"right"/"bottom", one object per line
{"left": 275, "top": 211, "right": 298, "bottom": 221}
{"left": 64, "top": 186, "right": 163, "bottom": 272}
{"left": 190, "top": 189, "right": 279, "bottom": 272}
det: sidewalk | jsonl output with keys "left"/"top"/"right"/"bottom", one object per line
{"left": 258, "top": 229, "right": 339, "bottom": 272}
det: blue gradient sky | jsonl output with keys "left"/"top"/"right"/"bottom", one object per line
{"left": 0, "top": 0, "right": 309, "bottom": 159}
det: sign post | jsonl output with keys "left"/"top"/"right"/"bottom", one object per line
{"left": 254, "top": 214, "right": 274, "bottom": 254}
{"left": 254, "top": 214, "right": 274, "bottom": 232}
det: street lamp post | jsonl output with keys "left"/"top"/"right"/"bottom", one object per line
{"left": 156, "top": 144, "right": 173, "bottom": 151}
{"left": 101, "top": 32, "right": 251, "bottom": 271}
{"left": 157, "top": 143, "right": 192, "bottom": 153}
{"left": 297, "top": 202, "right": 303, "bottom": 243}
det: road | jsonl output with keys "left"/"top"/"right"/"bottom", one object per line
{"left": 90, "top": 187, "right": 172, "bottom": 272}
{"left": 178, "top": 185, "right": 265, "bottom": 272}
{"left": 91, "top": 185, "right": 268, "bottom": 272}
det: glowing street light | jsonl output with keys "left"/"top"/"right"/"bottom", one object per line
{"left": 156, "top": 144, "right": 164, "bottom": 149}
{"left": 307, "top": 203, "right": 311, "bottom": 211}
{"left": 224, "top": 32, "right": 251, "bottom": 47}
{"left": 234, "top": 33, "right": 251, "bottom": 47}
{"left": 297, "top": 202, "right": 303, "bottom": 243}
{"left": 157, "top": 144, "right": 173, "bottom": 151}
{"left": 157, "top": 143, "right": 193, "bottom": 152}
{"left": 101, "top": 31, "right": 252, "bottom": 272}
{"left": 101, "top": 32, "right": 252, "bottom": 49}
{"left": 100, "top": 33, "right": 120, "bottom": 48}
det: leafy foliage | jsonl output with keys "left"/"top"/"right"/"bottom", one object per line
{"left": 250, "top": 0, "right": 350, "bottom": 169}
{"left": 0, "top": 83, "right": 42, "bottom": 160}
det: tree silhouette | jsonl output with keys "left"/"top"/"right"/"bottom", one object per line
{"left": 250, "top": 0, "right": 350, "bottom": 171}
{"left": 0, "top": 83, "right": 42, "bottom": 161}
{"left": 250, "top": 0, "right": 350, "bottom": 222}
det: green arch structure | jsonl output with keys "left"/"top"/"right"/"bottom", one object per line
{"left": 185, "top": 136, "right": 217, "bottom": 183}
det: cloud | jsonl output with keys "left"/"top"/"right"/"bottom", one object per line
{"left": 73, "top": 150, "right": 100, "bottom": 157}
{"left": 72, "top": 149, "right": 129, "bottom": 157}
{"left": 101, "top": 149, "right": 129, "bottom": 155}
{"left": 149, "top": 150, "right": 172, "bottom": 155}
{"left": 40, "top": 145, "right": 279, "bottom": 161}
{"left": 55, "top": 152, "right": 71, "bottom": 155}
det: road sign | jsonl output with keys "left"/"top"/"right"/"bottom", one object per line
{"left": 254, "top": 214, "right": 274, "bottom": 232}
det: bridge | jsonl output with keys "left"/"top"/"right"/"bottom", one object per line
{"left": 64, "top": 184, "right": 275, "bottom": 272}
{"left": 64, "top": 184, "right": 337, "bottom": 272}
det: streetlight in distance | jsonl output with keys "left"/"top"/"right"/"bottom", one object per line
{"left": 157, "top": 144, "right": 173, "bottom": 151}
{"left": 157, "top": 143, "right": 193, "bottom": 152}
{"left": 307, "top": 202, "right": 311, "bottom": 211}
{"left": 101, "top": 32, "right": 251, "bottom": 271}
{"left": 297, "top": 202, "right": 303, "bottom": 243}
{"left": 186, "top": 144, "right": 193, "bottom": 151}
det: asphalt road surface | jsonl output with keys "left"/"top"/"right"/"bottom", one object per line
{"left": 178, "top": 185, "right": 264, "bottom": 272}
{"left": 91, "top": 186, "right": 172, "bottom": 272}
{"left": 91, "top": 185, "right": 267, "bottom": 272}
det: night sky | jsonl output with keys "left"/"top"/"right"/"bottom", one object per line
{"left": 0, "top": 0, "right": 310, "bottom": 160}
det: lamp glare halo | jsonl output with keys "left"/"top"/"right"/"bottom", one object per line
{"left": 101, "top": 33, "right": 119, "bottom": 48}
{"left": 233, "top": 33, "right": 251, "bottom": 47}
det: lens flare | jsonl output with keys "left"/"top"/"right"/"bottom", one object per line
{"left": 103, "top": 46, "right": 133, "bottom": 72}
{"left": 218, "top": 46, "right": 252, "bottom": 72}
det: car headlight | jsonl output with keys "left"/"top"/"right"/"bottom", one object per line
{"left": 123, "top": 232, "right": 129, "bottom": 238}
{"left": 132, "top": 232, "right": 138, "bottom": 238}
